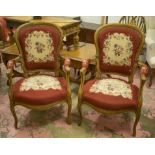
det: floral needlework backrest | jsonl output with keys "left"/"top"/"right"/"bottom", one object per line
{"left": 25, "top": 31, "right": 54, "bottom": 63}
{"left": 103, "top": 33, "right": 133, "bottom": 66}
{"left": 97, "top": 26, "right": 143, "bottom": 75}
{"left": 17, "top": 24, "right": 61, "bottom": 71}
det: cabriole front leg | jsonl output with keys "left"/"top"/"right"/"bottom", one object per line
{"left": 10, "top": 104, "right": 18, "bottom": 129}
{"left": 133, "top": 110, "right": 141, "bottom": 137}
{"left": 77, "top": 99, "right": 83, "bottom": 126}
{"left": 66, "top": 97, "right": 72, "bottom": 124}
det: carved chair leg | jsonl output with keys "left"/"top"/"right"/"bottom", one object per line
{"left": 77, "top": 100, "right": 82, "bottom": 126}
{"left": 66, "top": 98, "right": 72, "bottom": 124}
{"left": 133, "top": 111, "right": 141, "bottom": 137}
{"left": 149, "top": 68, "right": 154, "bottom": 87}
{"left": 10, "top": 104, "right": 18, "bottom": 129}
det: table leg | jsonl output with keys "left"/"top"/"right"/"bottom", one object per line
{"left": 73, "top": 32, "right": 79, "bottom": 49}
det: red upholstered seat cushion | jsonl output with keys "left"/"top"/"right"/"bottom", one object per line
{"left": 82, "top": 78, "right": 139, "bottom": 110}
{"left": 12, "top": 76, "right": 67, "bottom": 105}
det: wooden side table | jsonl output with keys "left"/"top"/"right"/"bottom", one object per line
{"left": 5, "top": 16, "right": 81, "bottom": 49}
{"left": 79, "top": 22, "right": 100, "bottom": 44}
{"left": 60, "top": 43, "right": 96, "bottom": 82}
{"left": 1, "top": 43, "right": 96, "bottom": 82}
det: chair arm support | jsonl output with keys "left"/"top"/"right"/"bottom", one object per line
{"left": 6, "top": 56, "right": 21, "bottom": 85}
{"left": 63, "top": 57, "right": 71, "bottom": 77}
{"left": 6, "top": 60, "right": 15, "bottom": 80}
{"left": 63, "top": 58, "right": 71, "bottom": 96}
{"left": 138, "top": 62, "right": 148, "bottom": 108}
{"left": 80, "top": 59, "right": 89, "bottom": 85}
{"left": 138, "top": 61, "right": 148, "bottom": 81}
{"left": 78, "top": 59, "right": 89, "bottom": 99}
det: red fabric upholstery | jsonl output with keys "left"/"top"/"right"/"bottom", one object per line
{"left": 97, "top": 26, "right": 142, "bottom": 75}
{"left": 82, "top": 78, "right": 139, "bottom": 110}
{"left": 12, "top": 77, "right": 67, "bottom": 105}
{"left": 0, "top": 17, "right": 9, "bottom": 42}
{"left": 17, "top": 25, "right": 61, "bottom": 71}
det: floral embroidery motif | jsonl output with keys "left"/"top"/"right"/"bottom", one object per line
{"left": 35, "top": 42, "right": 45, "bottom": 53}
{"left": 103, "top": 33, "right": 133, "bottom": 66}
{"left": 20, "top": 75, "right": 61, "bottom": 91}
{"left": 89, "top": 79, "right": 132, "bottom": 99}
{"left": 25, "top": 31, "right": 54, "bottom": 63}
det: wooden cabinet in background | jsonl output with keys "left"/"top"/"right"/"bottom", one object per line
{"left": 79, "top": 22, "right": 100, "bottom": 44}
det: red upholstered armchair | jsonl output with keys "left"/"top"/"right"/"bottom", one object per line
{"left": 77, "top": 23, "right": 148, "bottom": 137}
{"left": 6, "top": 22, "right": 72, "bottom": 129}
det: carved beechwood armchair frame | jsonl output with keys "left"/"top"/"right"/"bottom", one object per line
{"left": 7, "top": 22, "right": 72, "bottom": 129}
{"left": 77, "top": 23, "right": 148, "bottom": 137}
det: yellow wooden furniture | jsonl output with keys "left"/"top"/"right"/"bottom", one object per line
{"left": 2, "top": 43, "right": 97, "bottom": 82}
{"left": 77, "top": 23, "right": 148, "bottom": 137}
{"left": 5, "top": 16, "right": 81, "bottom": 49}
{"left": 6, "top": 22, "right": 72, "bottom": 129}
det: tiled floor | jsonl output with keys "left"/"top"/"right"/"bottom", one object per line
{"left": 0, "top": 63, "right": 155, "bottom": 138}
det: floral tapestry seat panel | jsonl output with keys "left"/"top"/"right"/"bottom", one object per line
{"left": 82, "top": 78, "right": 139, "bottom": 110}
{"left": 12, "top": 75, "right": 67, "bottom": 105}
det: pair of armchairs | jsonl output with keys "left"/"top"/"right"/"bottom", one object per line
{"left": 7, "top": 22, "right": 148, "bottom": 137}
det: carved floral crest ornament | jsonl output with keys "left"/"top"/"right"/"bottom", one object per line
{"left": 25, "top": 31, "right": 54, "bottom": 63}
{"left": 89, "top": 79, "right": 132, "bottom": 99}
{"left": 20, "top": 75, "right": 62, "bottom": 91}
{"left": 103, "top": 33, "right": 133, "bottom": 66}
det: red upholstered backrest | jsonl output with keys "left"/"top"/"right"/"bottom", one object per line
{"left": 16, "top": 23, "right": 62, "bottom": 71}
{"left": 95, "top": 24, "right": 144, "bottom": 76}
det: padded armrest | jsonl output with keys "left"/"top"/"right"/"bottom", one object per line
{"left": 80, "top": 59, "right": 89, "bottom": 73}
{"left": 63, "top": 58, "right": 71, "bottom": 72}
{"left": 140, "top": 64, "right": 148, "bottom": 81}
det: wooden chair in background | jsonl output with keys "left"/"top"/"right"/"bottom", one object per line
{"left": 119, "top": 16, "right": 146, "bottom": 35}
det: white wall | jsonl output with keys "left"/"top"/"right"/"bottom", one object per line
{"left": 108, "top": 16, "right": 121, "bottom": 23}
{"left": 81, "top": 16, "right": 102, "bottom": 24}
{"left": 81, "top": 16, "right": 121, "bottom": 24}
